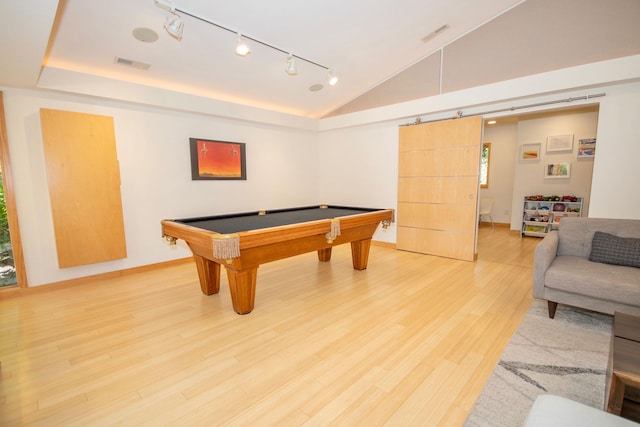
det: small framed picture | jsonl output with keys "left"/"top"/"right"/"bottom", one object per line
{"left": 544, "top": 162, "right": 571, "bottom": 178}
{"left": 546, "top": 134, "right": 574, "bottom": 153}
{"left": 577, "top": 138, "right": 596, "bottom": 158}
{"left": 189, "top": 138, "right": 247, "bottom": 180}
{"left": 521, "top": 143, "right": 541, "bottom": 160}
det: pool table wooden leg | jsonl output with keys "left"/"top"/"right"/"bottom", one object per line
{"left": 317, "top": 248, "right": 332, "bottom": 262}
{"left": 351, "top": 238, "right": 372, "bottom": 270}
{"left": 225, "top": 267, "right": 258, "bottom": 315}
{"left": 192, "top": 255, "right": 220, "bottom": 295}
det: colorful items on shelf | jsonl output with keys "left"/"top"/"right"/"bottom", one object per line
{"left": 525, "top": 194, "right": 578, "bottom": 202}
{"left": 521, "top": 196, "right": 583, "bottom": 237}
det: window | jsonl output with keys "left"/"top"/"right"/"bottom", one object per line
{"left": 480, "top": 142, "right": 491, "bottom": 188}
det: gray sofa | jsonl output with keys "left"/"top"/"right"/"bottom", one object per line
{"left": 533, "top": 217, "right": 640, "bottom": 318}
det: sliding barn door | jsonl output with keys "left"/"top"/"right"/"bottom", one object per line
{"left": 40, "top": 109, "right": 127, "bottom": 268}
{"left": 397, "top": 116, "right": 482, "bottom": 261}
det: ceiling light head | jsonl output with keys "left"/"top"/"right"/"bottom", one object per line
{"left": 285, "top": 55, "right": 298, "bottom": 76}
{"left": 235, "top": 34, "right": 251, "bottom": 56}
{"left": 154, "top": 0, "right": 175, "bottom": 12}
{"left": 163, "top": 13, "right": 183, "bottom": 40}
{"left": 327, "top": 69, "right": 338, "bottom": 87}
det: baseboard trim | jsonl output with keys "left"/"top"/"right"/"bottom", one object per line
{"left": 372, "top": 240, "right": 396, "bottom": 249}
{"left": 1, "top": 240, "right": 397, "bottom": 296}
{"left": 0, "top": 257, "right": 194, "bottom": 298}
{"left": 479, "top": 222, "right": 510, "bottom": 228}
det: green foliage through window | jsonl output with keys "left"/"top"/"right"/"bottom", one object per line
{"left": 0, "top": 171, "right": 16, "bottom": 286}
{"left": 480, "top": 143, "right": 491, "bottom": 189}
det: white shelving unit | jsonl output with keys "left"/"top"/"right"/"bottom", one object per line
{"left": 521, "top": 197, "right": 583, "bottom": 237}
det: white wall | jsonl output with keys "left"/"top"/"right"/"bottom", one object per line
{"left": 317, "top": 122, "right": 400, "bottom": 244}
{"left": 4, "top": 89, "right": 319, "bottom": 286}
{"left": 590, "top": 83, "right": 640, "bottom": 218}
{"left": 509, "top": 110, "right": 598, "bottom": 229}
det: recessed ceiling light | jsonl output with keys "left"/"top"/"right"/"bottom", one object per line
{"left": 132, "top": 27, "right": 159, "bottom": 43}
{"left": 309, "top": 84, "right": 323, "bottom": 92}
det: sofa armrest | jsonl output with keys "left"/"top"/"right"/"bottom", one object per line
{"left": 533, "top": 231, "right": 559, "bottom": 298}
{"left": 525, "top": 395, "right": 640, "bottom": 426}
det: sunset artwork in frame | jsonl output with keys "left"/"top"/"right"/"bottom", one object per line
{"left": 190, "top": 138, "right": 246, "bottom": 180}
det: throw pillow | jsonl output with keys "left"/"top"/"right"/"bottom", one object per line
{"left": 589, "top": 231, "right": 640, "bottom": 268}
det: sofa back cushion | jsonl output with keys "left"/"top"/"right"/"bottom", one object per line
{"left": 557, "top": 217, "right": 640, "bottom": 258}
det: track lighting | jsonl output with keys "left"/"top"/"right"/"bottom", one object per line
{"left": 153, "top": 0, "right": 337, "bottom": 85}
{"left": 163, "top": 13, "right": 183, "bottom": 40}
{"left": 154, "top": 0, "right": 174, "bottom": 12}
{"left": 235, "top": 34, "right": 251, "bottom": 57}
{"left": 285, "top": 55, "right": 298, "bottom": 76}
{"left": 327, "top": 69, "right": 338, "bottom": 86}
{"left": 155, "top": 0, "right": 183, "bottom": 40}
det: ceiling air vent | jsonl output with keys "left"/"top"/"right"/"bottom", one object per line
{"left": 114, "top": 57, "right": 151, "bottom": 71}
{"left": 421, "top": 24, "right": 450, "bottom": 43}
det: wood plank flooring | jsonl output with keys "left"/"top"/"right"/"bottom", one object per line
{"left": 0, "top": 226, "right": 540, "bottom": 426}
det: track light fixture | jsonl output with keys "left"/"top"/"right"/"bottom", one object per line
{"left": 155, "top": 0, "right": 183, "bottom": 40}
{"left": 327, "top": 69, "right": 338, "bottom": 86}
{"left": 285, "top": 55, "right": 298, "bottom": 76}
{"left": 163, "top": 13, "right": 183, "bottom": 40}
{"left": 153, "top": 0, "right": 337, "bottom": 85}
{"left": 235, "top": 34, "right": 251, "bottom": 57}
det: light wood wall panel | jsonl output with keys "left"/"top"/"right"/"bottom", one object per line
{"left": 399, "top": 118, "right": 481, "bottom": 151}
{"left": 397, "top": 203, "right": 477, "bottom": 233}
{"left": 397, "top": 116, "right": 482, "bottom": 261}
{"left": 40, "top": 109, "right": 127, "bottom": 268}
{"left": 398, "top": 147, "right": 479, "bottom": 177}
{"left": 396, "top": 227, "right": 475, "bottom": 261}
{"left": 398, "top": 176, "right": 478, "bottom": 204}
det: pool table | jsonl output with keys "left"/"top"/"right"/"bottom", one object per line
{"left": 161, "top": 205, "right": 394, "bottom": 315}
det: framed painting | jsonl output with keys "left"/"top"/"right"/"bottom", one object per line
{"left": 190, "top": 138, "right": 246, "bottom": 180}
{"left": 546, "top": 134, "right": 574, "bottom": 153}
{"left": 544, "top": 162, "right": 571, "bottom": 179}
{"left": 577, "top": 138, "right": 596, "bottom": 158}
{"left": 521, "top": 143, "right": 541, "bottom": 160}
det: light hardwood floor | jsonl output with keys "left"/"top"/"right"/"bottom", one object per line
{"left": 1, "top": 226, "right": 540, "bottom": 426}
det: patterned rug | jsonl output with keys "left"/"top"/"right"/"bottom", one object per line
{"left": 464, "top": 300, "right": 613, "bottom": 426}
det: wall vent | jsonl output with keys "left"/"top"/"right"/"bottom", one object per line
{"left": 422, "top": 24, "right": 450, "bottom": 43}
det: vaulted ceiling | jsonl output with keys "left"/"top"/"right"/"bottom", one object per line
{"left": 1, "top": 0, "right": 639, "bottom": 119}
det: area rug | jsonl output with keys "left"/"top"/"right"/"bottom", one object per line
{"left": 464, "top": 300, "right": 613, "bottom": 426}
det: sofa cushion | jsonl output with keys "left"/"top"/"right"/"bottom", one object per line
{"left": 589, "top": 231, "right": 640, "bottom": 268}
{"left": 545, "top": 256, "right": 640, "bottom": 306}
{"left": 557, "top": 218, "right": 640, "bottom": 258}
